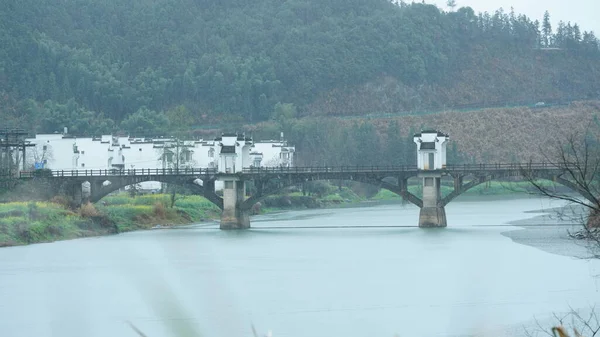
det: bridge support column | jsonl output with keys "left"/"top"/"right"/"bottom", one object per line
{"left": 220, "top": 177, "right": 250, "bottom": 230}
{"left": 453, "top": 175, "right": 463, "bottom": 192}
{"left": 418, "top": 172, "right": 447, "bottom": 228}
{"left": 69, "top": 182, "right": 83, "bottom": 207}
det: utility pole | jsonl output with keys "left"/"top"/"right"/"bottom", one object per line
{"left": 176, "top": 138, "right": 180, "bottom": 173}
{"left": 0, "top": 129, "right": 34, "bottom": 176}
{"left": 0, "top": 129, "right": 34, "bottom": 189}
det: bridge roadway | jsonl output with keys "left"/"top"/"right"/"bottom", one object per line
{"left": 17, "top": 163, "right": 589, "bottom": 229}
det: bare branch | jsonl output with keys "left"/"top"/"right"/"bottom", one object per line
{"left": 127, "top": 321, "right": 148, "bottom": 337}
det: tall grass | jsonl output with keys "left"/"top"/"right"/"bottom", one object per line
{"left": 0, "top": 193, "right": 223, "bottom": 246}
{"left": 96, "top": 193, "right": 221, "bottom": 233}
{"left": 0, "top": 201, "right": 101, "bottom": 246}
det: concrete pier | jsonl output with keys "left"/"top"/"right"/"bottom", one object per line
{"left": 419, "top": 206, "right": 447, "bottom": 228}
{"left": 418, "top": 172, "right": 447, "bottom": 228}
{"left": 220, "top": 177, "right": 250, "bottom": 229}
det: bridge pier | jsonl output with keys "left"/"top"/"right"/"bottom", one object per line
{"left": 68, "top": 181, "right": 83, "bottom": 206}
{"left": 418, "top": 172, "right": 447, "bottom": 228}
{"left": 220, "top": 177, "right": 250, "bottom": 230}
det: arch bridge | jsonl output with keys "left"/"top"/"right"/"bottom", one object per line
{"left": 18, "top": 163, "right": 588, "bottom": 229}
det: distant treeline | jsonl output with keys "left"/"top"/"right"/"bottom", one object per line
{"left": 0, "top": 0, "right": 599, "bottom": 136}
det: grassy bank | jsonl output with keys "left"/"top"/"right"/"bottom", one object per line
{"left": 97, "top": 194, "right": 221, "bottom": 232}
{"left": 0, "top": 194, "right": 221, "bottom": 247}
{"left": 0, "top": 180, "right": 546, "bottom": 247}
{"left": 0, "top": 200, "right": 112, "bottom": 247}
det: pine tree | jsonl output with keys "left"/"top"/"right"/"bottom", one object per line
{"left": 542, "top": 10, "right": 552, "bottom": 47}
{"left": 446, "top": 0, "right": 457, "bottom": 11}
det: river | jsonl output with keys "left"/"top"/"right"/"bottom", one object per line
{"left": 0, "top": 196, "right": 598, "bottom": 337}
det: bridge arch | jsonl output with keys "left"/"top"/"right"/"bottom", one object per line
{"left": 87, "top": 176, "right": 223, "bottom": 209}
{"left": 440, "top": 171, "right": 597, "bottom": 207}
{"left": 240, "top": 174, "right": 422, "bottom": 211}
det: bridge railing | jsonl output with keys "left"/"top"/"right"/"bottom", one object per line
{"left": 17, "top": 163, "right": 569, "bottom": 179}
{"left": 241, "top": 165, "right": 419, "bottom": 173}
{"left": 242, "top": 163, "right": 564, "bottom": 173}
{"left": 444, "top": 162, "right": 568, "bottom": 171}
{"left": 19, "top": 167, "right": 218, "bottom": 178}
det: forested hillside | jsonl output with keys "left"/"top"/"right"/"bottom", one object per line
{"left": 1, "top": 0, "right": 599, "bottom": 136}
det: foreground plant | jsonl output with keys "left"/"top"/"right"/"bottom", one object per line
{"left": 552, "top": 326, "right": 584, "bottom": 337}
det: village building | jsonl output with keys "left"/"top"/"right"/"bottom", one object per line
{"left": 24, "top": 132, "right": 295, "bottom": 192}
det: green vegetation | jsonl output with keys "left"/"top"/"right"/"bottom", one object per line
{"left": 371, "top": 180, "right": 551, "bottom": 200}
{"left": 98, "top": 194, "right": 221, "bottom": 232}
{"left": 0, "top": 194, "right": 220, "bottom": 247}
{"left": 0, "top": 0, "right": 598, "bottom": 136}
{"left": 0, "top": 178, "right": 580, "bottom": 247}
{"left": 0, "top": 200, "right": 112, "bottom": 246}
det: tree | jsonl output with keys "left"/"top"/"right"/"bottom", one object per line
{"left": 166, "top": 105, "right": 195, "bottom": 136}
{"left": 521, "top": 128, "right": 600, "bottom": 257}
{"left": 121, "top": 107, "right": 170, "bottom": 137}
{"left": 446, "top": 0, "right": 457, "bottom": 11}
{"left": 526, "top": 307, "right": 600, "bottom": 337}
{"left": 542, "top": 10, "right": 552, "bottom": 47}
{"left": 27, "top": 143, "right": 54, "bottom": 169}
{"left": 272, "top": 102, "right": 296, "bottom": 132}
{"left": 156, "top": 139, "right": 196, "bottom": 207}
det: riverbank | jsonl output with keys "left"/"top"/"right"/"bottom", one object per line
{"left": 501, "top": 203, "right": 597, "bottom": 259}
{"left": 0, "top": 194, "right": 221, "bottom": 247}
{"left": 0, "top": 180, "right": 568, "bottom": 247}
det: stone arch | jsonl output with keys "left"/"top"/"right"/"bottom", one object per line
{"left": 241, "top": 174, "right": 422, "bottom": 211}
{"left": 88, "top": 177, "right": 223, "bottom": 209}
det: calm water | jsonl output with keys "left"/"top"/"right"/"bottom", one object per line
{"left": 0, "top": 196, "right": 598, "bottom": 337}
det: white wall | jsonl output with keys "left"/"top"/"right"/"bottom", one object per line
{"left": 413, "top": 131, "right": 448, "bottom": 170}
{"left": 25, "top": 134, "right": 296, "bottom": 190}
{"left": 252, "top": 140, "right": 295, "bottom": 167}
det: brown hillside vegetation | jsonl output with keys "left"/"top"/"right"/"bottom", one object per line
{"left": 371, "top": 100, "right": 600, "bottom": 163}
{"left": 245, "top": 100, "right": 600, "bottom": 166}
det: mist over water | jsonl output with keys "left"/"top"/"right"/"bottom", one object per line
{"left": 0, "top": 196, "right": 598, "bottom": 337}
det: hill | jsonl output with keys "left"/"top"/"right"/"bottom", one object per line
{"left": 0, "top": 0, "right": 599, "bottom": 136}
{"left": 242, "top": 100, "right": 600, "bottom": 165}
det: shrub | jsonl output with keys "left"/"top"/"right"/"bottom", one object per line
{"left": 79, "top": 203, "right": 99, "bottom": 217}
{"left": 27, "top": 202, "right": 40, "bottom": 220}
{"left": 45, "top": 224, "right": 63, "bottom": 236}
{"left": 50, "top": 195, "right": 70, "bottom": 208}
{"left": 16, "top": 223, "right": 32, "bottom": 244}
{"left": 153, "top": 202, "right": 166, "bottom": 218}
{"left": 32, "top": 169, "right": 53, "bottom": 178}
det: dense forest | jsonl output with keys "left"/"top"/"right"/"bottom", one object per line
{"left": 0, "top": 0, "right": 599, "bottom": 137}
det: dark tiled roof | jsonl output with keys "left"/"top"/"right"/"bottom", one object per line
{"left": 220, "top": 145, "right": 236, "bottom": 154}
{"left": 215, "top": 133, "right": 252, "bottom": 142}
{"left": 420, "top": 142, "right": 436, "bottom": 150}
{"left": 414, "top": 130, "right": 449, "bottom": 137}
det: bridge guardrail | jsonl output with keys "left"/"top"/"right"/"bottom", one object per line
{"left": 242, "top": 165, "right": 419, "bottom": 173}
{"left": 18, "top": 167, "right": 218, "bottom": 178}
{"left": 444, "top": 163, "right": 563, "bottom": 170}
{"left": 17, "top": 163, "right": 568, "bottom": 179}
{"left": 242, "top": 163, "right": 564, "bottom": 173}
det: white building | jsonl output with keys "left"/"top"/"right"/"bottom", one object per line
{"left": 24, "top": 132, "right": 295, "bottom": 191}
{"left": 413, "top": 130, "right": 449, "bottom": 170}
